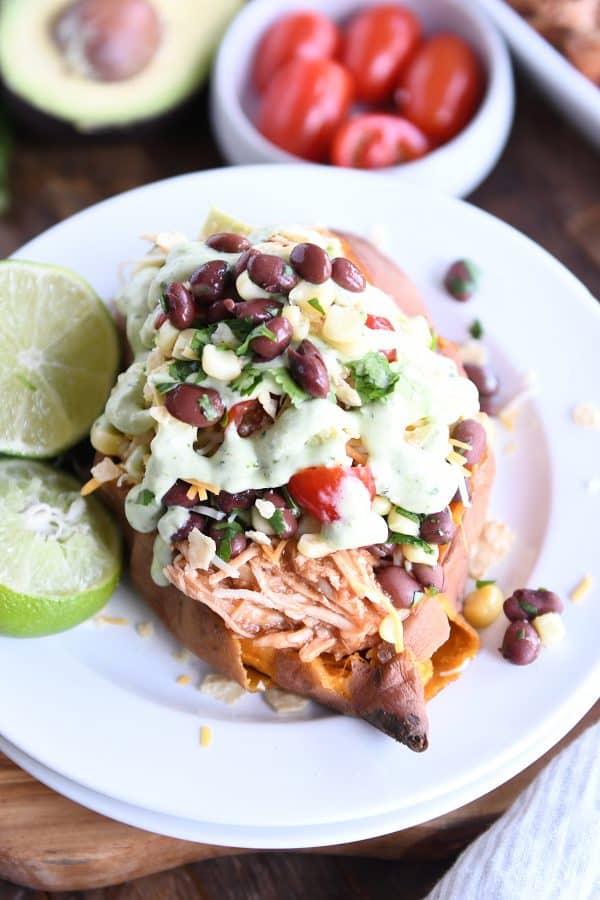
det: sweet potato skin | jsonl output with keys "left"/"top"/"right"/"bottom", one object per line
{"left": 99, "top": 230, "right": 494, "bottom": 748}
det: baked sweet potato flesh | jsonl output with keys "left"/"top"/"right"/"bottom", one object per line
{"left": 98, "top": 230, "right": 493, "bottom": 751}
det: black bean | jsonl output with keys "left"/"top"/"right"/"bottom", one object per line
{"left": 235, "top": 299, "right": 283, "bottom": 324}
{"left": 164, "top": 282, "right": 197, "bottom": 330}
{"left": 190, "top": 260, "right": 230, "bottom": 303}
{"left": 247, "top": 253, "right": 298, "bottom": 294}
{"left": 287, "top": 339, "right": 329, "bottom": 398}
{"left": 370, "top": 542, "right": 395, "bottom": 559}
{"left": 217, "top": 489, "right": 257, "bottom": 513}
{"left": 504, "top": 588, "right": 563, "bottom": 622}
{"left": 501, "top": 620, "right": 541, "bottom": 665}
{"left": 165, "top": 385, "right": 224, "bottom": 427}
{"left": 412, "top": 563, "right": 446, "bottom": 592}
{"left": 479, "top": 395, "right": 501, "bottom": 417}
{"left": 205, "top": 232, "right": 251, "bottom": 254}
{"left": 206, "top": 297, "right": 237, "bottom": 323}
{"left": 234, "top": 400, "right": 270, "bottom": 437}
{"left": 232, "top": 248, "right": 259, "bottom": 281}
{"left": 162, "top": 479, "right": 196, "bottom": 508}
{"left": 444, "top": 259, "right": 480, "bottom": 301}
{"left": 420, "top": 508, "right": 456, "bottom": 544}
{"left": 290, "top": 243, "right": 332, "bottom": 284}
{"left": 251, "top": 316, "right": 292, "bottom": 360}
{"left": 331, "top": 257, "right": 366, "bottom": 292}
{"left": 261, "top": 490, "right": 297, "bottom": 538}
{"left": 452, "top": 419, "right": 487, "bottom": 465}
{"left": 172, "top": 512, "right": 206, "bottom": 543}
{"left": 377, "top": 566, "right": 422, "bottom": 609}
{"left": 464, "top": 363, "right": 499, "bottom": 398}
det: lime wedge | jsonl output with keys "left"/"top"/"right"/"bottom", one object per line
{"left": 0, "top": 260, "right": 119, "bottom": 458}
{"left": 0, "top": 460, "right": 121, "bottom": 637}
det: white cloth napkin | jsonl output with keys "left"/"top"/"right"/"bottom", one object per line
{"left": 426, "top": 722, "right": 600, "bottom": 900}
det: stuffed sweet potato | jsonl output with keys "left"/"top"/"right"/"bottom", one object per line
{"left": 89, "top": 213, "right": 494, "bottom": 752}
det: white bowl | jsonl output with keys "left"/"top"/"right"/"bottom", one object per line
{"left": 211, "top": 0, "right": 515, "bottom": 197}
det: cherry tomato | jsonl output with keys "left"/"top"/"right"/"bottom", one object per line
{"left": 396, "top": 34, "right": 484, "bottom": 143}
{"left": 366, "top": 314, "right": 394, "bottom": 330}
{"left": 342, "top": 4, "right": 421, "bottom": 104}
{"left": 257, "top": 58, "right": 354, "bottom": 162}
{"left": 331, "top": 114, "right": 430, "bottom": 169}
{"left": 253, "top": 11, "right": 341, "bottom": 93}
{"left": 288, "top": 465, "right": 375, "bottom": 524}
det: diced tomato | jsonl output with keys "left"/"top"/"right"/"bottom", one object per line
{"left": 330, "top": 113, "right": 430, "bottom": 169}
{"left": 253, "top": 11, "right": 341, "bottom": 92}
{"left": 366, "top": 314, "right": 394, "bottom": 330}
{"left": 381, "top": 349, "right": 398, "bottom": 363}
{"left": 288, "top": 465, "right": 375, "bottom": 524}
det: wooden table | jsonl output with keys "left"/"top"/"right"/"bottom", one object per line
{"left": 0, "top": 76, "right": 598, "bottom": 899}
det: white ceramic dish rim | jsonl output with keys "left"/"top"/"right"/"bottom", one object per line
{"left": 211, "top": 0, "right": 514, "bottom": 195}
{"left": 0, "top": 165, "right": 598, "bottom": 844}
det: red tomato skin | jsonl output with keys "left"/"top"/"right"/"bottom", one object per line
{"left": 366, "top": 314, "right": 394, "bottom": 330}
{"left": 396, "top": 33, "right": 484, "bottom": 142}
{"left": 288, "top": 466, "right": 376, "bottom": 524}
{"left": 253, "top": 12, "right": 341, "bottom": 93}
{"left": 342, "top": 4, "right": 421, "bottom": 104}
{"left": 257, "top": 58, "right": 354, "bottom": 162}
{"left": 330, "top": 113, "right": 430, "bottom": 169}
{"left": 381, "top": 349, "right": 398, "bottom": 362}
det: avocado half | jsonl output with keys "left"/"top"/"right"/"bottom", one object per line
{"left": 0, "top": 0, "right": 243, "bottom": 132}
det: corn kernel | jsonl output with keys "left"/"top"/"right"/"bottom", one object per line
{"left": 90, "top": 417, "right": 128, "bottom": 457}
{"left": 236, "top": 269, "right": 270, "bottom": 300}
{"left": 388, "top": 508, "right": 420, "bottom": 537}
{"left": 172, "top": 329, "right": 199, "bottom": 360}
{"left": 156, "top": 320, "right": 180, "bottom": 356}
{"left": 202, "top": 344, "right": 242, "bottom": 382}
{"left": 372, "top": 495, "right": 392, "bottom": 516}
{"left": 533, "top": 612, "right": 565, "bottom": 646}
{"left": 402, "top": 542, "right": 439, "bottom": 565}
{"left": 322, "top": 305, "right": 363, "bottom": 345}
{"left": 282, "top": 304, "right": 310, "bottom": 341}
{"left": 297, "top": 532, "right": 335, "bottom": 559}
{"left": 463, "top": 584, "right": 504, "bottom": 629}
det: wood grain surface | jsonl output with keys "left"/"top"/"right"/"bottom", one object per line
{"left": 0, "top": 75, "right": 598, "bottom": 899}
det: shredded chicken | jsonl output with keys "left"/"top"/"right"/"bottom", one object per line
{"left": 165, "top": 543, "right": 400, "bottom": 661}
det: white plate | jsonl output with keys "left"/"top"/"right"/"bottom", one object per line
{"left": 1, "top": 166, "right": 598, "bottom": 848}
{"left": 480, "top": 0, "right": 600, "bottom": 148}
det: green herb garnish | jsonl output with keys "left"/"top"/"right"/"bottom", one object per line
{"left": 475, "top": 579, "right": 496, "bottom": 589}
{"left": 159, "top": 290, "right": 169, "bottom": 313}
{"left": 394, "top": 505, "right": 421, "bottom": 524}
{"left": 236, "top": 324, "right": 276, "bottom": 357}
{"left": 169, "top": 359, "right": 204, "bottom": 382}
{"left": 308, "top": 297, "right": 326, "bottom": 315}
{"left": 155, "top": 381, "right": 177, "bottom": 394}
{"left": 197, "top": 393, "right": 219, "bottom": 419}
{"left": 518, "top": 599, "right": 538, "bottom": 616}
{"left": 516, "top": 628, "right": 526, "bottom": 640}
{"left": 430, "top": 331, "right": 438, "bottom": 352}
{"left": 347, "top": 351, "right": 399, "bottom": 403}
{"left": 136, "top": 489, "right": 155, "bottom": 506}
{"left": 269, "top": 507, "right": 287, "bottom": 537}
{"left": 213, "top": 519, "right": 243, "bottom": 563}
{"left": 268, "top": 367, "right": 308, "bottom": 407}
{"left": 231, "top": 365, "right": 264, "bottom": 397}
{"left": 190, "top": 325, "right": 217, "bottom": 355}
{"left": 281, "top": 486, "right": 300, "bottom": 515}
{"left": 469, "top": 319, "right": 484, "bottom": 340}
{"left": 389, "top": 533, "right": 434, "bottom": 553}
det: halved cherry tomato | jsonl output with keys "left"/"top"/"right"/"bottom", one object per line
{"left": 253, "top": 12, "right": 341, "bottom": 93}
{"left": 288, "top": 465, "right": 376, "bottom": 524}
{"left": 366, "top": 314, "right": 394, "bottom": 330}
{"left": 227, "top": 400, "right": 269, "bottom": 437}
{"left": 342, "top": 4, "right": 421, "bottom": 104}
{"left": 396, "top": 34, "right": 484, "bottom": 143}
{"left": 331, "top": 114, "right": 430, "bottom": 169}
{"left": 257, "top": 58, "right": 354, "bottom": 162}
{"left": 381, "top": 349, "right": 398, "bottom": 362}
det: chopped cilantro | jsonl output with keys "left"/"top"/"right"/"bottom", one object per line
{"left": 281, "top": 486, "right": 300, "bottom": 515}
{"left": 394, "top": 505, "right": 421, "bottom": 524}
{"left": 516, "top": 628, "right": 526, "bottom": 640}
{"left": 236, "top": 324, "right": 276, "bottom": 357}
{"left": 169, "top": 359, "right": 204, "bottom": 383}
{"left": 213, "top": 519, "right": 243, "bottom": 562}
{"left": 155, "top": 381, "right": 177, "bottom": 394}
{"left": 308, "top": 297, "right": 326, "bottom": 315}
{"left": 136, "top": 489, "right": 155, "bottom": 506}
{"left": 469, "top": 319, "right": 484, "bottom": 339}
{"left": 389, "top": 533, "right": 434, "bottom": 553}
{"left": 191, "top": 325, "right": 217, "bottom": 355}
{"left": 231, "top": 365, "right": 264, "bottom": 397}
{"left": 159, "top": 290, "right": 169, "bottom": 313}
{"left": 518, "top": 599, "right": 538, "bottom": 616}
{"left": 430, "top": 331, "right": 438, "bottom": 352}
{"left": 269, "top": 507, "right": 287, "bottom": 537}
{"left": 427, "top": 586, "right": 439, "bottom": 596}
{"left": 347, "top": 351, "right": 399, "bottom": 403}
{"left": 476, "top": 579, "right": 496, "bottom": 589}
{"left": 197, "top": 393, "right": 219, "bottom": 419}
{"left": 268, "top": 367, "right": 308, "bottom": 407}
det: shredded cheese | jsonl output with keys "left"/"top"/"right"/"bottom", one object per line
{"left": 176, "top": 674, "right": 191, "bottom": 686}
{"left": 262, "top": 539, "right": 288, "bottom": 565}
{"left": 185, "top": 479, "right": 220, "bottom": 502}
{"left": 200, "top": 725, "right": 212, "bottom": 747}
{"left": 80, "top": 477, "right": 100, "bottom": 497}
{"left": 94, "top": 615, "right": 128, "bottom": 627}
{"left": 135, "top": 622, "right": 154, "bottom": 639}
{"left": 571, "top": 402, "right": 600, "bottom": 430}
{"left": 570, "top": 574, "right": 593, "bottom": 603}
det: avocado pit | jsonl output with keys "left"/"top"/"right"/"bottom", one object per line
{"left": 53, "top": 0, "right": 161, "bottom": 82}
